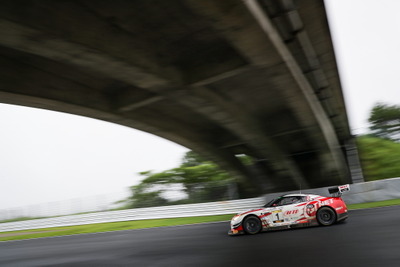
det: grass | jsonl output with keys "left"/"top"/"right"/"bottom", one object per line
{"left": 346, "top": 198, "right": 400, "bottom": 210}
{"left": 1, "top": 198, "right": 400, "bottom": 242}
{"left": 0, "top": 214, "right": 235, "bottom": 241}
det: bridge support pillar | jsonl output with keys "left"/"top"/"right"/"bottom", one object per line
{"left": 345, "top": 137, "right": 365, "bottom": 183}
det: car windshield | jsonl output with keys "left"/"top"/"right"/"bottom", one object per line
{"left": 263, "top": 196, "right": 305, "bottom": 207}
{"left": 263, "top": 197, "right": 281, "bottom": 207}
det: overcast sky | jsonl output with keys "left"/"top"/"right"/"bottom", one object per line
{"left": 326, "top": 0, "right": 400, "bottom": 134}
{"left": 1, "top": 0, "right": 400, "bottom": 210}
{"left": 0, "top": 107, "right": 188, "bottom": 210}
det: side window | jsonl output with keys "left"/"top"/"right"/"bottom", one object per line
{"left": 270, "top": 199, "right": 282, "bottom": 207}
{"left": 268, "top": 196, "right": 305, "bottom": 207}
{"left": 280, "top": 196, "right": 304, "bottom": 206}
{"left": 280, "top": 197, "right": 293, "bottom": 206}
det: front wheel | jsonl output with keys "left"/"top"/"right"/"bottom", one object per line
{"left": 243, "top": 216, "right": 262, "bottom": 234}
{"left": 316, "top": 207, "right": 337, "bottom": 226}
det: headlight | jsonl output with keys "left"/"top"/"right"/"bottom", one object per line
{"left": 231, "top": 215, "right": 240, "bottom": 225}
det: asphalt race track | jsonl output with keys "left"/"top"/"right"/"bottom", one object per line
{"left": 1, "top": 206, "right": 399, "bottom": 267}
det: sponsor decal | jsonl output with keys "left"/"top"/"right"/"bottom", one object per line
{"left": 339, "top": 185, "right": 350, "bottom": 192}
{"left": 320, "top": 199, "right": 334, "bottom": 206}
{"left": 284, "top": 210, "right": 299, "bottom": 215}
{"left": 306, "top": 204, "right": 316, "bottom": 216}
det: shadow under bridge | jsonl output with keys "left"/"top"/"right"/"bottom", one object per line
{"left": 0, "top": 0, "right": 360, "bottom": 196}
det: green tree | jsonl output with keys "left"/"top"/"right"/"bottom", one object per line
{"left": 128, "top": 188, "right": 169, "bottom": 208}
{"left": 357, "top": 136, "right": 400, "bottom": 181}
{"left": 181, "top": 151, "right": 207, "bottom": 167}
{"left": 123, "top": 151, "right": 236, "bottom": 208}
{"left": 368, "top": 103, "right": 400, "bottom": 141}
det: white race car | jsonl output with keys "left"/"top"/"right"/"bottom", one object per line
{"left": 228, "top": 185, "right": 350, "bottom": 235}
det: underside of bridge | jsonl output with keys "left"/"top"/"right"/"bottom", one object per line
{"left": 0, "top": 0, "right": 353, "bottom": 195}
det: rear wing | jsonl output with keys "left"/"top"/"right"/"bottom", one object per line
{"left": 328, "top": 184, "right": 350, "bottom": 197}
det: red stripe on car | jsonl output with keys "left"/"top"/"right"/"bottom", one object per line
{"left": 259, "top": 212, "right": 272, "bottom": 218}
{"left": 241, "top": 209, "right": 263, "bottom": 215}
{"left": 233, "top": 225, "right": 243, "bottom": 231}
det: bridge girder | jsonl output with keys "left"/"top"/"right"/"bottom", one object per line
{"left": 0, "top": 0, "right": 352, "bottom": 194}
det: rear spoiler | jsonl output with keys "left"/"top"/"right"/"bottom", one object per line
{"left": 328, "top": 184, "right": 350, "bottom": 197}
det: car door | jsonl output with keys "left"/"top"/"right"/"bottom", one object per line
{"left": 263, "top": 196, "right": 305, "bottom": 227}
{"left": 267, "top": 197, "right": 298, "bottom": 226}
{"left": 281, "top": 200, "right": 304, "bottom": 223}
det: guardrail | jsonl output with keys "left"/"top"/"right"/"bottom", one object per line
{"left": 0, "top": 197, "right": 265, "bottom": 232}
{"left": 1, "top": 177, "right": 400, "bottom": 233}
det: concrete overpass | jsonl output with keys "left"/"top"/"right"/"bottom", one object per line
{"left": 0, "top": 0, "right": 360, "bottom": 195}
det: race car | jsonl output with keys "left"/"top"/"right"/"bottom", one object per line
{"left": 228, "top": 184, "right": 350, "bottom": 235}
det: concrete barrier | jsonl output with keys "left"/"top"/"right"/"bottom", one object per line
{"left": 261, "top": 177, "right": 400, "bottom": 204}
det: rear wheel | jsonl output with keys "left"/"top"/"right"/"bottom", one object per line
{"left": 243, "top": 216, "right": 262, "bottom": 234}
{"left": 316, "top": 207, "right": 337, "bottom": 226}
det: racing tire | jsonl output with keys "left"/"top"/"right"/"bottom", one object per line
{"left": 243, "top": 216, "right": 262, "bottom": 235}
{"left": 316, "top": 207, "right": 337, "bottom": 226}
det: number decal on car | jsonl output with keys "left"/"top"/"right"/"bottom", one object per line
{"left": 272, "top": 210, "right": 284, "bottom": 223}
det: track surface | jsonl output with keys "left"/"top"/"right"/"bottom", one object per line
{"left": 1, "top": 206, "right": 400, "bottom": 267}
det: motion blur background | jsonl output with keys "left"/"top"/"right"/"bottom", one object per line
{"left": 1, "top": 0, "right": 400, "bottom": 221}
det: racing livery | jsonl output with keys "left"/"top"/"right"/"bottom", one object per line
{"left": 228, "top": 184, "right": 350, "bottom": 235}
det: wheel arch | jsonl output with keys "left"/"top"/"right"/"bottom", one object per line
{"left": 317, "top": 205, "right": 338, "bottom": 224}
{"left": 318, "top": 205, "right": 337, "bottom": 214}
{"left": 241, "top": 214, "right": 262, "bottom": 234}
{"left": 241, "top": 214, "right": 261, "bottom": 223}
